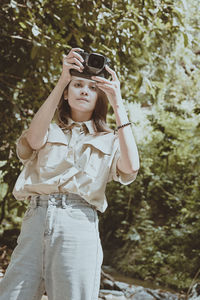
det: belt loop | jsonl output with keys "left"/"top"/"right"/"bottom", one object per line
{"left": 61, "top": 194, "right": 67, "bottom": 209}
{"left": 30, "top": 197, "right": 37, "bottom": 208}
{"left": 49, "top": 194, "right": 56, "bottom": 206}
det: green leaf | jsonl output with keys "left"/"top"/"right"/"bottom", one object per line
{"left": 134, "top": 74, "right": 143, "bottom": 94}
{"left": 0, "top": 183, "right": 8, "bottom": 199}
{"left": 30, "top": 46, "right": 39, "bottom": 60}
{"left": 182, "top": 32, "right": 188, "bottom": 47}
{"left": 19, "top": 22, "right": 27, "bottom": 29}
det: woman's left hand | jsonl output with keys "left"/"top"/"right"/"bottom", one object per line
{"left": 91, "top": 65, "right": 122, "bottom": 109}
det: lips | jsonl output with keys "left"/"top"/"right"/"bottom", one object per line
{"left": 77, "top": 98, "right": 89, "bottom": 102}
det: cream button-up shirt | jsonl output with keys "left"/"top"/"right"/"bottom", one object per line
{"left": 13, "top": 118, "right": 137, "bottom": 213}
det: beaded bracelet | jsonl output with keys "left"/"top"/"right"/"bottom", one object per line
{"left": 114, "top": 122, "right": 132, "bottom": 134}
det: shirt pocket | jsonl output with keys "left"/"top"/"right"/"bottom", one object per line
{"left": 37, "top": 144, "right": 68, "bottom": 168}
{"left": 78, "top": 139, "right": 112, "bottom": 179}
{"left": 37, "top": 128, "right": 69, "bottom": 169}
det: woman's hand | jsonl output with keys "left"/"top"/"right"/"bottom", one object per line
{"left": 60, "top": 48, "right": 84, "bottom": 85}
{"left": 91, "top": 65, "right": 123, "bottom": 109}
{"left": 92, "top": 66, "right": 140, "bottom": 174}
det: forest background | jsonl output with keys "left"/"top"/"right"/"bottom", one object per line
{"left": 0, "top": 0, "right": 200, "bottom": 292}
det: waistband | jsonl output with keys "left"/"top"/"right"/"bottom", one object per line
{"left": 29, "top": 193, "right": 96, "bottom": 209}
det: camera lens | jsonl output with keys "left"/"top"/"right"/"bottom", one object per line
{"left": 88, "top": 54, "right": 105, "bottom": 69}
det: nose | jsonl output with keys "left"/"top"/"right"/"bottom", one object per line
{"left": 80, "top": 85, "right": 89, "bottom": 95}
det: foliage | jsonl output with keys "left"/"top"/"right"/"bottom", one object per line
{"left": 102, "top": 101, "right": 200, "bottom": 290}
{"left": 101, "top": 0, "right": 200, "bottom": 290}
{"left": 0, "top": 0, "right": 200, "bottom": 291}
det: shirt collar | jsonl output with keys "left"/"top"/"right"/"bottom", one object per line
{"left": 65, "top": 117, "right": 96, "bottom": 135}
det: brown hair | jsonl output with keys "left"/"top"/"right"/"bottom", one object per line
{"left": 55, "top": 82, "right": 113, "bottom": 133}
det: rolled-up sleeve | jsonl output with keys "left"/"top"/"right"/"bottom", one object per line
{"left": 16, "top": 129, "right": 48, "bottom": 165}
{"left": 109, "top": 147, "right": 138, "bottom": 185}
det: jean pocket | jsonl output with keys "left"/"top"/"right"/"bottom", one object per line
{"left": 23, "top": 206, "right": 37, "bottom": 221}
{"left": 68, "top": 205, "right": 96, "bottom": 222}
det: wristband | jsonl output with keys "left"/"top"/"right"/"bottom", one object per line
{"left": 114, "top": 122, "right": 132, "bottom": 134}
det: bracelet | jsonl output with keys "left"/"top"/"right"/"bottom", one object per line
{"left": 114, "top": 122, "right": 132, "bottom": 134}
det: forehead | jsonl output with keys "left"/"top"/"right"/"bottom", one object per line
{"left": 71, "top": 76, "right": 96, "bottom": 84}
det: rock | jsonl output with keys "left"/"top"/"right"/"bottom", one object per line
{"left": 188, "top": 282, "right": 200, "bottom": 300}
{"left": 124, "top": 285, "right": 144, "bottom": 298}
{"left": 130, "top": 290, "right": 156, "bottom": 300}
{"left": 146, "top": 288, "right": 179, "bottom": 300}
{"left": 114, "top": 282, "right": 144, "bottom": 298}
{"left": 99, "top": 289, "right": 126, "bottom": 299}
{"left": 100, "top": 268, "right": 183, "bottom": 300}
{"left": 114, "top": 281, "right": 130, "bottom": 291}
{"left": 101, "top": 269, "right": 116, "bottom": 289}
{"left": 104, "top": 278, "right": 115, "bottom": 289}
{"left": 100, "top": 289, "right": 125, "bottom": 296}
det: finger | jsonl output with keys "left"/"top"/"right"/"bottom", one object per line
{"left": 71, "top": 51, "right": 84, "bottom": 63}
{"left": 105, "top": 65, "right": 118, "bottom": 81}
{"left": 66, "top": 57, "right": 84, "bottom": 69}
{"left": 67, "top": 49, "right": 84, "bottom": 62}
{"left": 69, "top": 65, "right": 83, "bottom": 72}
{"left": 63, "top": 59, "right": 83, "bottom": 72}
{"left": 68, "top": 47, "right": 84, "bottom": 55}
{"left": 91, "top": 76, "right": 112, "bottom": 85}
{"left": 96, "top": 85, "right": 106, "bottom": 92}
{"left": 97, "top": 83, "right": 113, "bottom": 91}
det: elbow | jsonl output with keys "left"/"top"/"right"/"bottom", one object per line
{"left": 26, "top": 131, "right": 45, "bottom": 150}
{"left": 121, "top": 164, "right": 140, "bottom": 175}
{"left": 129, "top": 162, "right": 140, "bottom": 174}
{"left": 25, "top": 136, "right": 38, "bottom": 150}
{"left": 130, "top": 158, "right": 140, "bottom": 173}
{"left": 130, "top": 166, "right": 139, "bottom": 174}
{"left": 117, "top": 157, "right": 140, "bottom": 175}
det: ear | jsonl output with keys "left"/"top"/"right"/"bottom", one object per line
{"left": 63, "top": 89, "right": 68, "bottom": 100}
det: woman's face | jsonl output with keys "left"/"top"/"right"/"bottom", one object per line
{"left": 65, "top": 76, "right": 98, "bottom": 120}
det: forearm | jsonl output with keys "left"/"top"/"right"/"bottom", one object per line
{"left": 26, "top": 76, "right": 68, "bottom": 149}
{"left": 113, "top": 99, "right": 140, "bottom": 174}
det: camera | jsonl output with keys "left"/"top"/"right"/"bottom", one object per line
{"left": 70, "top": 51, "right": 110, "bottom": 79}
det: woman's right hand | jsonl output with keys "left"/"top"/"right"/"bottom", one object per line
{"left": 60, "top": 48, "right": 84, "bottom": 84}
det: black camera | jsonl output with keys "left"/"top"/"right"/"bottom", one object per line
{"left": 70, "top": 51, "right": 110, "bottom": 79}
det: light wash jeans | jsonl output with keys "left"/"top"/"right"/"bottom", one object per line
{"left": 0, "top": 193, "right": 103, "bottom": 300}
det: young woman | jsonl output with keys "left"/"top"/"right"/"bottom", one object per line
{"left": 0, "top": 48, "right": 139, "bottom": 300}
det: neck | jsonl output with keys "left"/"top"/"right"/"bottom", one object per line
{"left": 70, "top": 110, "right": 92, "bottom": 122}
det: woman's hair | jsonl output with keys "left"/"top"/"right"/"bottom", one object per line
{"left": 55, "top": 82, "right": 113, "bottom": 133}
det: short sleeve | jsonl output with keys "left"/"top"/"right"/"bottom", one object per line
{"left": 16, "top": 129, "right": 48, "bottom": 165}
{"left": 108, "top": 147, "right": 138, "bottom": 185}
